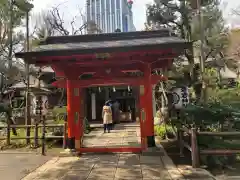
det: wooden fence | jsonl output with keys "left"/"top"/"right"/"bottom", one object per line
{"left": 178, "top": 128, "right": 240, "bottom": 168}
{"left": 0, "top": 122, "right": 67, "bottom": 155}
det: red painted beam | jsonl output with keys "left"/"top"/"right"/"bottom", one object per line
{"left": 90, "top": 69, "right": 144, "bottom": 78}
{"left": 77, "top": 147, "right": 143, "bottom": 153}
{"left": 77, "top": 63, "right": 145, "bottom": 72}
{"left": 152, "top": 75, "right": 168, "bottom": 82}
{"left": 52, "top": 75, "right": 167, "bottom": 88}
{"left": 37, "top": 49, "right": 175, "bottom": 62}
{"left": 92, "top": 69, "right": 126, "bottom": 78}
{"left": 58, "top": 61, "right": 144, "bottom": 70}
{"left": 39, "top": 56, "right": 175, "bottom": 68}
{"left": 151, "top": 59, "right": 174, "bottom": 70}
{"left": 51, "top": 61, "right": 171, "bottom": 79}
{"left": 51, "top": 62, "right": 146, "bottom": 78}
{"left": 52, "top": 78, "right": 144, "bottom": 88}
{"left": 51, "top": 65, "right": 66, "bottom": 77}
{"left": 79, "top": 78, "right": 144, "bottom": 87}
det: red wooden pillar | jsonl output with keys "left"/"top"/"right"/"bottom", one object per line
{"left": 75, "top": 88, "right": 84, "bottom": 150}
{"left": 144, "top": 64, "right": 156, "bottom": 147}
{"left": 139, "top": 85, "right": 147, "bottom": 149}
{"left": 66, "top": 80, "right": 76, "bottom": 149}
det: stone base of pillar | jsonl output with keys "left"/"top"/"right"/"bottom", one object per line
{"left": 75, "top": 139, "right": 81, "bottom": 149}
{"left": 61, "top": 148, "right": 78, "bottom": 156}
{"left": 67, "top": 137, "right": 75, "bottom": 150}
{"left": 147, "top": 136, "right": 156, "bottom": 147}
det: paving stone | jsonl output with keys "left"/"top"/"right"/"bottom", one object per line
{"left": 115, "top": 173, "right": 142, "bottom": 179}
{"left": 90, "top": 167, "right": 116, "bottom": 175}
{"left": 88, "top": 173, "right": 115, "bottom": 179}
{"left": 142, "top": 177, "right": 171, "bottom": 180}
{"left": 177, "top": 166, "right": 216, "bottom": 180}
{"left": 217, "top": 176, "right": 240, "bottom": 180}
{"left": 61, "top": 174, "right": 88, "bottom": 180}
{"left": 60, "top": 170, "right": 91, "bottom": 180}
{"left": 23, "top": 172, "right": 42, "bottom": 180}
{"left": 70, "top": 163, "right": 94, "bottom": 171}
{"left": 141, "top": 165, "right": 171, "bottom": 180}
{"left": 118, "top": 154, "right": 140, "bottom": 165}
{"left": 90, "top": 155, "right": 119, "bottom": 164}
{"left": 140, "top": 156, "right": 162, "bottom": 164}
{"left": 94, "top": 162, "right": 118, "bottom": 167}
{"left": 35, "top": 169, "right": 67, "bottom": 180}
{"left": 160, "top": 154, "right": 185, "bottom": 179}
{"left": 118, "top": 159, "right": 140, "bottom": 165}
{"left": 87, "top": 177, "right": 113, "bottom": 180}
{"left": 115, "top": 179, "right": 142, "bottom": 180}
{"left": 115, "top": 166, "right": 142, "bottom": 179}
{"left": 58, "top": 157, "right": 79, "bottom": 164}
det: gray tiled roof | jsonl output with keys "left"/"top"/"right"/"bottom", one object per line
{"left": 15, "top": 30, "right": 191, "bottom": 59}
{"left": 31, "top": 36, "right": 186, "bottom": 52}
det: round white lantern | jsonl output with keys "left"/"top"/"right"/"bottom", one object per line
{"left": 172, "top": 87, "right": 189, "bottom": 109}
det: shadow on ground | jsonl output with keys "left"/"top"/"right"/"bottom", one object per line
{"left": 23, "top": 152, "right": 216, "bottom": 180}
{"left": 23, "top": 154, "right": 173, "bottom": 180}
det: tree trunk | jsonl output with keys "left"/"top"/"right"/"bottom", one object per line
{"left": 5, "top": 107, "right": 17, "bottom": 136}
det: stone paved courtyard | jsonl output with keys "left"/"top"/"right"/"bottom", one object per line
{"left": 22, "top": 153, "right": 217, "bottom": 180}
{"left": 21, "top": 123, "right": 216, "bottom": 180}
{"left": 22, "top": 154, "right": 174, "bottom": 180}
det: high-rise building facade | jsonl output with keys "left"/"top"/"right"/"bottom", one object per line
{"left": 86, "top": 0, "right": 135, "bottom": 33}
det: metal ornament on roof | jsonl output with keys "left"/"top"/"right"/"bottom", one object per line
{"left": 114, "top": 28, "right": 121, "bottom": 32}
{"left": 95, "top": 53, "right": 110, "bottom": 59}
{"left": 127, "top": 0, "right": 133, "bottom": 9}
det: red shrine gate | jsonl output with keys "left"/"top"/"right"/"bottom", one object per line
{"left": 15, "top": 30, "right": 191, "bottom": 153}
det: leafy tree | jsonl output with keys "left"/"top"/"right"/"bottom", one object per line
{"left": 0, "top": 0, "right": 34, "bottom": 135}
{"left": 147, "top": 1, "right": 240, "bottom": 168}
{"left": 147, "top": 0, "right": 230, "bottom": 102}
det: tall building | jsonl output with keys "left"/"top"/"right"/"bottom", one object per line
{"left": 86, "top": 0, "right": 135, "bottom": 33}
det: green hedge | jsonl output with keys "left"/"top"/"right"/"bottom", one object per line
{"left": 154, "top": 124, "right": 176, "bottom": 139}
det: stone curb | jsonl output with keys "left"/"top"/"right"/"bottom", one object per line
{"left": 156, "top": 142, "right": 216, "bottom": 180}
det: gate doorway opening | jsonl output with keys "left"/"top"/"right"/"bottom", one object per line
{"left": 83, "top": 84, "right": 141, "bottom": 153}
{"left": 85, "top": 85, "right": 138, "bottom": 124}
{"left": 15, "top": 30, "right": 191, "bottom": 153}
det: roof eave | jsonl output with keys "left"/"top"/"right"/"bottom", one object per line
{"left": 15, "top": 41, "right": 192, "bottom": 62}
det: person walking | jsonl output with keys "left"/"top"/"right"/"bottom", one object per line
{"left": 102, "top": 102, "right": 113, "bottom": 133}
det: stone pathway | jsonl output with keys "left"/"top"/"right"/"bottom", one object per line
{"left": 22, "top": 154, "right": 173, "bottom": 180}
{"left": 21, "top": 122, "right": 216, "bottom": 180}
{"left": 22, "top": 153, "right": 217, "bottom": 180}
{"left": 83, "top": 123, "right": 141, "bottom": 148}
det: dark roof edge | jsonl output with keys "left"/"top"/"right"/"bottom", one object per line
{"left": 15, "top": 41, "right": 192, "bottom": 60}
{"left": 40, "top": 29, "right": 177, "bottom": 45}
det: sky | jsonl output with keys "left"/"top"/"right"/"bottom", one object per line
{"left": 31, "top": 0, "right": 240, "bottom": 31}
{"left": 32, "top": 0, "right": 153, "bottom": 31}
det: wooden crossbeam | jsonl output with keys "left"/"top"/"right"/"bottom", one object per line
{"left": 52, "top": 75, "right": 167, "bottom": 88}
